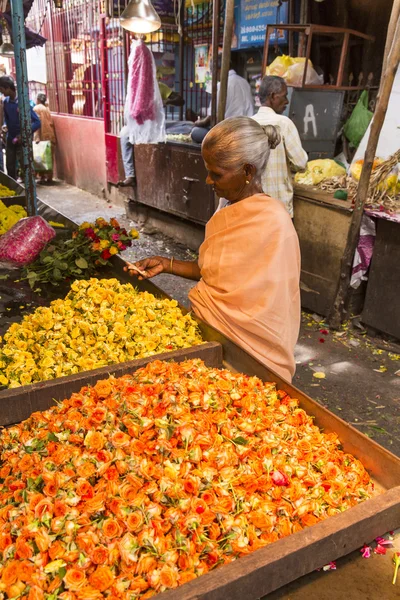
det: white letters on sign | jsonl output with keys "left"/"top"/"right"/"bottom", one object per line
{"left": 304, "top": 104, "right": 317, "bottom": 137}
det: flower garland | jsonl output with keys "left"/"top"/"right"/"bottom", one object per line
{"left": 0, "top": 359, "right": 372, "bottom": 598}
{"left": 0, "top": 279, "right": 202, "bottom": 388}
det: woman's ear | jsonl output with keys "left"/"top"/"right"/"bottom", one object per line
{"left": 244, "top": 163, "right": 257, "bottom": 181}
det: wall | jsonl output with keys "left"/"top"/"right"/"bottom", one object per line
{"left": 53, "top": 115, "right": 107, "bottom": 198}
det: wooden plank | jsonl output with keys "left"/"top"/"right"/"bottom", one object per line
{"left": 294, "top": 184, "right": 352, "bottom": 210}
{"left": 0, "top": 342, "right": 223, "bottom": 427}
{"left": 157, "top": 487, "right": 400, "bottom": 600}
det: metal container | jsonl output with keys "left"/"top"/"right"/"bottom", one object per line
{"left": 1, "top": 199, "right": 399, "bottom": 600}
{"left": 0, "top": 170, "right": 26, "bottom": 205}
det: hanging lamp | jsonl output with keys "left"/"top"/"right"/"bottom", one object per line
{"left": 0, "top": 41, "right": 14, "bottom": 57}
{"left": 120, "top": 0, "right": 162, "bottom": 34}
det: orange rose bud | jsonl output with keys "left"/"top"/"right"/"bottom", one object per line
{"left": 89, "top": 566, "right": 115, "bottom": 592}
{"left": 91, "top": 546, "right": 109, "bottom": 565}
{"left": 64, "top": 568, "right": 87, "bottom": 591}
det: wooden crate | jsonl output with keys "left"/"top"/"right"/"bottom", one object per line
{"left": 14, "top": 199, "right": 398, "bottom": 599}
{"left": 0, "top": 342, "right": 222, "bottom": 426}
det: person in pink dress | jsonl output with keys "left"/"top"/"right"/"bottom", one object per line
{"left": 125, "top": 117, "right": 301, "bottom": 382}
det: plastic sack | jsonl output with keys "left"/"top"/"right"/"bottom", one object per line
{"left": 124, "top": 39, "right": 165, "bottom": 145}
{"left": 350, "top": 158, "right": 382, "bottom": 181}
{"left": 295, "top": 159, "right": 346, "bottom": 186}
{"left": 343, "top": 91, "right": 373, "bottom": 148}
{"left": 265, "top": 55, "right": 293, "bottom": 77}
{"left": 285, "top": 61, "right": 323, "bottom": 86}
{"left": 0, "top": 216, "right": 55, "bottom": 268}
{"left": 33, "top": 141, "right": 53, "bottom": 172}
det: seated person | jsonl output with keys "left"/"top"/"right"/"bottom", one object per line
{"left": 191, "top": 57, "right": 254, "bottom": 144}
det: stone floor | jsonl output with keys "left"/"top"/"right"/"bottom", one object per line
{"left": 38, "top": 181, "right": 400, "bottom": 457}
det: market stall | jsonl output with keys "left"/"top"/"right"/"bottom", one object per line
{"left": 0, "top": 197, "right": 398, "bottom": 600}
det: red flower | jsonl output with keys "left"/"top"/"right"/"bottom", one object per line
{"left": 84, "top": 228, "right": 97, "bottom": 240}
{"left": 319, "top": 338, "right": 325, "bottom": 344}
{"left": 272, "top": 470, "right": 289, "bottom": 486}
{"left": 101, "top": 249, "right": 111, "bottom": 260}
{"left": 320, "top": 329, "right": 329, "bottom": 335}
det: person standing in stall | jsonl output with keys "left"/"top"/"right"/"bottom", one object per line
{"left": 252, "top": 76, "right": 308, "bottom": 218}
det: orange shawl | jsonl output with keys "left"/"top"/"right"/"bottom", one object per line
{"left": 189, "top": 194, "right": 301, "bottom": 381}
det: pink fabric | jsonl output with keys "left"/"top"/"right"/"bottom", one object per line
{"left": 189, "top": 194, "right": 301, "bottom": 382}
{"left": 129, "top": 40, "right": 156, "bottom": 125}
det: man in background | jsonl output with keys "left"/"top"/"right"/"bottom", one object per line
{"left": 252, "top": 75, "right": 307, "bottom": 217}
{"left": 0, "top": 76, "right": 41, "bottom": 180}
{"left": 191, "top": 57, "right": 254, "bottom": 144}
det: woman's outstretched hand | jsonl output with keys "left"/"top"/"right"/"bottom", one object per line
{"left": 124, "top": 256, "right": 166, "bottom": 280}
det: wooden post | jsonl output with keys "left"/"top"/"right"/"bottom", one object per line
{"left": 211, "top": 0, "right": 220, "bottom": 126}
{"left": 381, "top": 0, "right": 400, "bottom": 78}
{"left": 329, "top": 16, "right": 400, "bottom": 329}
{"left": 217, "top": 0, "right": 234, "bottom": 123}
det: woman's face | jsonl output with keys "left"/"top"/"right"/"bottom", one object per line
{"left": 202, "top": 147, "right": 249, "bottom": 202}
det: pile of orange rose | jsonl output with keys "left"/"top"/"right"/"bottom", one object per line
{"left": 0, "top": 359, "right": 373, "bottom": 599}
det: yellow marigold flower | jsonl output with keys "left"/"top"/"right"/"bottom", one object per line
{"left": 99, "top": 240, "right": 110, "bottom": 250}
{"left": 130, "top": 228, "right": 139, "bottom": 239}
{"left": 79, "top": 221, "right": 92, "bottom": 230}
{"left": 0, "top": 278, "right": 202, "bottom": 387}
{"left": 109, "top": 246, "right": 119, "bottom": 256}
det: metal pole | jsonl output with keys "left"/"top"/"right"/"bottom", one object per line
{"left": 211, "top": 0, "right": 220, "bottom": 126}
{"left": 217, "top": 0, "right": 234, "bottom": 123}
{"left": 10, "top": 0, "right": 38, "bottom": 216}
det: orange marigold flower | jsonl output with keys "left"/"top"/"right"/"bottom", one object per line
{"left": 77, "top": 462, "right": 96, "bottom": 479}
{"left": 64, "top": 569, "right": 87, "bottom": 591}
{"left": 84, "top": 431, "right": 105, "bottom": 451}
{"left": 94, "top": 380, "right": 112, "bottom": 399}
{"left": 102, "top": 518, "right": 120, "bottom": 539}
{"left": 1, "top": 560, "right": 19, "bottom": 586}
{"left": 49, "top": 539, "right": 66, "bottom": 560}
{"left": 15, "top": 537, "right": 34, "bottom": 560}
{"left": 89, "top": 566, "right": 115, "bottom": 592}
{"left": 136, "top": 556, "right": 157, "bottom": 576}
{"left": 179, "top": 572, "right": 197, "bottom": 584}
{"left": 28, "top": 585, "right": 45, "bottom": 600}
{"left": 91, "top": 545, "right": 109, "bottom": 565}
{"left": 125, "top": 511, "right": 144, "bottom": 532}
{"left": 53, "top": 500, "right": 68, "bottom": 517}
{"left": 16, "top": 560, "right": 35, "bottom": 584}
{"left": 159, "top": 564, "right": 179, "bottom": 589}
{"left": 76, "top": 480, "right": 94, "bottom": 499}
{"left": 110, "top": 430, "right": 130, "bottom": 448}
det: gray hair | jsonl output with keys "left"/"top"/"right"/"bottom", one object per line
{"left": 259, "top": 75, "right": 286, "bottom": 105}
{"left": 202, "top": 116, "right": 281, "bottom": 179}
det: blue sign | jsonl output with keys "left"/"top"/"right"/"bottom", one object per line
{"left": 234, "top": 0, "right": 288, "bottom": 49}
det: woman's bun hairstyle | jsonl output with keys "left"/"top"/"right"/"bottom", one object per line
{"left": 261, "top": 124, "right": 281, "bottom": 150}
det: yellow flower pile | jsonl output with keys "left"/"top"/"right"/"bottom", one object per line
{"left": 0, "top": 184, "right": 16, "bottom": 198}
{"left": 0, "top": 201, "right": 27, "bottom": 235}
{"left": 0, "top": 278, "right": 203, "bottom": 388}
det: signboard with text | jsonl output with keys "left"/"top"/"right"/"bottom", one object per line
{"left": 234, "top": 0, "right": 288, "bottom": 49}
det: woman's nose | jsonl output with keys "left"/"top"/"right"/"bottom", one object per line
{"left": 206, "top": 174, "right": 213, "bottom": 185}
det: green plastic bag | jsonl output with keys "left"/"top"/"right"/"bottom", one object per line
{"left": 33, "top": 141, "right": 53, "bottom": 172}
{"left": 343, "top": 90, "right": 373, "bottom": 148}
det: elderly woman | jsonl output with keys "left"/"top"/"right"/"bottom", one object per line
{"left": 126, "top": 117, "right": 301, "bottom": 381}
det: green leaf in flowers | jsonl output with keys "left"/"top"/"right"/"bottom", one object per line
{"left": 53, "top": 267, "right": 62, "bottom": 280}
{"left": 42, "top": 256, "right": 53, "bottom": 264}
{"left": 75, "top": 257, "right": 88, "bottom": 269}
{"left": 232, "top": 436, "right": 248, "bottom": 446}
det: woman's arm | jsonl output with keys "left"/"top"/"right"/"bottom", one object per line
{"left": 124, "top": 255, "right": 201, "bottom": 281}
